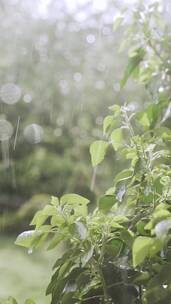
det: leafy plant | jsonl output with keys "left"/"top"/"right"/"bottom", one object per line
{"left": 14, "top": 2, "right": 171, "bottom": 304}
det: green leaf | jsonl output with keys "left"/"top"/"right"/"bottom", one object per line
{"left": 30, "top": 205, "right": 57, "bottom": 228}
{"left": 90, "top": 140, "right": 109, "bottom": 167}
{"left": 98, "top": 195, "right": 116, "bottom": 212}
{"left": 145, "top": 209, "right": 171, "bottom": 231}
{"left": 120, "top": 229, "right": 134, "bottom": 247}
{"left": 24, "top": 300, "right": 36, "bottom": 304}
{"left": 144, "top": 264, "right": 171, "bottom": 303}
{"left": 105, "top": 238, "right": 123, "bottom": 257}
{"left": 120, "top": 48, "right": 145, "bottom": 88}
{"left": 114, "top": 169, "right": 133, "bottom": 184}
{"left": 149, "top": 238, "right": 163, "bottom": 256}
{"left": 103, "top": 115, "right": 113, "bottom": 134}
{"left": 48, "top": 227, "right": 69, "bottom": 250}
{"left": 110, "top": 221, "right": 123, "bottom": 229}
{"left": 132, "top": 236, "right": 162, "bottom": 267}
{"left": 50, "top": 196, "right": 59, "bottom": 206}
{"left": 133, "top": 236, "right": 152, "bottom": 267}
{"left": 153, "top": 209, "right": 171, "bottom": 224}
{"left": 105, "top": 186, "right": 115, "bottom": 195}
{"left": 60, "top": 193, "right": 89, "bottom": 205}
{"left": 60, "top": 292, "right": 77, "bottom": 304}
{"left": 113, "top": 215, "right": 129, "bottom": 223}
{"left": 113, "top": 16, "right": 123, "bottom": 31}
{"left": 51, "top": 214, "right": 65, "bottom": 226}
{"left": 136, "top": 220, "right": 149, "bottom": 235}
{"left": 30, "top": 211, "right": 48, "bottom": 228}
{"left": 81, "top": 245, "right": 94, "bottom": 266}
{"left": 138, "top": 112, "right": 150, "bottom": 128}
{"left": 15, "top": 226, "right": 50, "bottom": 248}
{"left": 111, "top": 128, "right": 123, "bottom": 151}
{"left": 133, "top": 271, "right": 150, "bottom": 284}
{"left": 15, "top": 230, "right": 39, "bottom": 248}
{"left": 137, "top": 104, "right": 161, "bottom": 129}
{"left": 108, "top": 104, "right": 121, "bottom": 116}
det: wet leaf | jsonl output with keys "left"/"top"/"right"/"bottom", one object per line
{"left": 111, "top": 128, "right": 123, "bottom": 151}
{"left": 60, "top": 193, "right": 89, "bottom": 205}
{"left": 90, "top": 140, "right": 109, "bottom": 167}
{"left": 120, "top": 48, "right": 145, "bottom": 87}
{"left": 98, "top": 195, "right": 116, "bottom": 212}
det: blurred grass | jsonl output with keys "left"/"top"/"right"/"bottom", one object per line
{"left": 0, "top": 236, "right": 55, "bottom": 303}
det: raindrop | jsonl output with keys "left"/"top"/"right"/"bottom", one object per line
{"left": 54, "top": 128, "right": 62, "bottom": 137}
{"left": 28, "top": 248, "right": 33, "bottom": 255}
{"left": 152, "top": 72, "right": 158, "bottom": 77}
{"left": 102, "top": 26, "right": 111, "bottom": 36}
{"left": 23, "top": 94, "right": 32, "bottom": 103}
{"left": 0, "top": 83, "right": 21, "bottom": 104}
{"left": 58, "top": 79, "right": 69, "bottom": 95}
{"left": 158, "top": 87, "right": 164, "bottom": 92}
{"left": 95, "top": 80, "right": 105, "bottom": 90}
{"left": 0, "top": 119, "right": 13, "bottom": 141}
{"left": 97, "top": 63, "right": 106, "bottom": 72}
{"left": 125, "top": 103, "right": 137, "bottom": 111}
{"left": 73, "top": 72, "right": 82, "bottom": 82}
{"left": 24, "top": 124, "right": 43, "bottom": 144}
{"left": 75, "top": 11, "right": 87, "bottom": 23}
{"left": 86, "top": 34, "right": 95, "bottom": 44}
{"left": 56, "top": 116, "right": 64, "bottom": 126}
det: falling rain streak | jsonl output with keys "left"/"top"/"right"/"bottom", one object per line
{"left": 13, "top": 116, "right": 20, "bottom": 150}
{"left": 0, "top": 119, "right": 13, "bottom": 168}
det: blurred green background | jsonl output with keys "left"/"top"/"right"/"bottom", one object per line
{"left": 0, "top": 0, "right": 150, "bottom": 302}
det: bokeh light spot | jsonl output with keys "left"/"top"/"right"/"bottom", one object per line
{"left": 0, "top": 83, "right": 21, "bottom": 105}
{"left": 0, "top": 119, "right": 13, "bottom": 141}
{"left": 24, "top": 124, "right": 43, "bottom": 144}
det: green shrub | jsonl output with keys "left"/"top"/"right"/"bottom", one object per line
{"left": 8, "top": 2, "right": 171, "bottom": 304}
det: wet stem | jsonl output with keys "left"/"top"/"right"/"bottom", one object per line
{"left": 122, "top": 108, "right": 156, "bottom": 210}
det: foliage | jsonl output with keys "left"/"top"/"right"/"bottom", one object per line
{"left": 10, "top": 1, "right": 171, "bottom": 304}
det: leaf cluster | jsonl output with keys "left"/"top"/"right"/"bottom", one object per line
{"left": 14, "top": 2, "right": 171, "bottom": 304}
